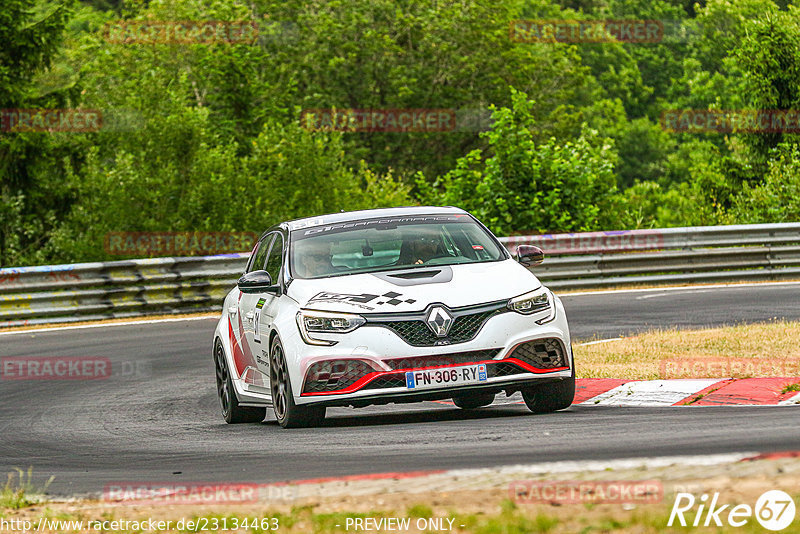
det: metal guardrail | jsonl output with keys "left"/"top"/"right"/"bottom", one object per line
{"left": 498, "top": 222, "right": 800, "bottom": 254}
{"left": 0, "top": 254, "right": 249, "bottom": 328}
{"left": 1, "top": 223, "right": 799, "bottom": 327}
{"left": 497, "top": 223, "right": 800, "bottom": 289}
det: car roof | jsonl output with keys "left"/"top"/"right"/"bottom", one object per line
{"left": 282, "top": 206, "right": 469, "bottom": 231}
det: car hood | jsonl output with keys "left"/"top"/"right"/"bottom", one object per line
{"left": 287, "top": 259, "right": 541, "bottom": 313}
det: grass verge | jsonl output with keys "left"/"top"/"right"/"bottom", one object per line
{"left": 1, "top": 468, "right": 52, "bottom": 510}
{"left": 5, "top": 457, "right": 800, "bottom": 533}
{"left": 4, "top": 496, "right": 798, "bottom": 533}
{"left": 575, "top": 319, "right": 800, "bottom": 379}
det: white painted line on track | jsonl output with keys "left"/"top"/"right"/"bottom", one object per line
{"left": 50, "top": 451, "right": 765, "bottom": 503}
{"left": 0, "top": 315, "right": 215, "bottom": 337}
{"left": 444, "top": 452, "right": 756, "bottom": 478}
{"left": 589, "top": 379, "right": 721, "bottom": 406}
{"left": 562, "top": 280, "right": 800, "bottom": 298}
{"left": 577, "top": 338, "right": 623, "bottom": 346}
{"left": 778, "top": 392, "right": 800, "bottom": 406}
{"left": 636, "top": 289, "right": 716, "bottom": 300}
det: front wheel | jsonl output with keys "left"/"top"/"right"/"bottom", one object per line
{"left": 521, "top": 368, "right": 575, "bottom": 414}
{"left": 270, "top": 337, "right": 326, "bottom": 428}
{"left": 214, "top": 341, "right": 266, "bottom": 424}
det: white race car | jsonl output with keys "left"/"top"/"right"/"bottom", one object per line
{"left": 213, "top": 206, "right": 574, "bottom": 428}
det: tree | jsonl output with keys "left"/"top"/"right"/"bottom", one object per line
{"left": 0, "top": 0, "right": 76, "bottom": 267}
{"left": 419, "top": 89, "right": 618, "bottom": 236}
{"left": 257, "top": 0, "right": 602, "bottom": 179}
{"left": 729, "top": 143, "right": 800, "bottom": 223}
{"left": 734, "top": 8, "right": 800, "bottom": 170}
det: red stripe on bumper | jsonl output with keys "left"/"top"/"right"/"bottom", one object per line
{"left": 301, "top": 358, "right": 569, "bottom": 396}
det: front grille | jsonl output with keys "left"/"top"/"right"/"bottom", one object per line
{"left": 509, "top": 338, "right": 566, "bottom": 369}
{"left": 487, "top": 361, "right": 523, "bottom": 378}
{"left": 302, "top": 360, "right": 374, "bottom": 394}
{"left": 369, "top": 308, "right": 502, "bottom": 347}
{"left": 383, "top": 349, "right": 501, "bottom": 371}
{"left": 363, "top": 375, "right": 408, "bottom": 390}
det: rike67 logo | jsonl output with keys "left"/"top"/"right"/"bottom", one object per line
{"left": 669, "top": 490, "right": 796, "bottom": 531}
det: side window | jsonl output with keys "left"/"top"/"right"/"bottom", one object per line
{"left": 264, "top": 234, "right": 284, "bottom": 285}
{"left": 248, "top": 235, "right": 274, "bottom": 273}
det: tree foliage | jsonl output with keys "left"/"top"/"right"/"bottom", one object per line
{"left": 0, "top": 0, "right": 78, "bottom": 266}
{"left": 3, "top": 0, "right": 800, "bottom": 266}
{"left": 419, "top": 89, "right": 617, "bottom": 235}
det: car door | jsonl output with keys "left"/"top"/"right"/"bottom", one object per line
{"left": 240, "top": 232, "right": 284, "bottom": 382}
{"left": 232, "top": 234, "right": 274, "bottom": 388}
{"left": 259, "top": 232, "right": 285, "bottom": 341}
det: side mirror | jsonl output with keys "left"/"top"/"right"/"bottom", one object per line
{"left": 237, "top": 270, "right": 275, "bottom": 294}
{"left": 516, "top": 245, "right": 545, "bottom": 267}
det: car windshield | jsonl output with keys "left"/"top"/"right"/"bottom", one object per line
{"left": 289, "top": 214, "right": 506, "bottom": 279}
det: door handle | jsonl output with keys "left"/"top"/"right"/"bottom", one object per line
{"left": 245, "top": 311, "right": 255, "bottom": 321}
{"left": 228, "top": 306, "right": 238, "bottom": 316}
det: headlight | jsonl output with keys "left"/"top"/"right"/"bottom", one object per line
{"left": 507, "top": 288, "right": 555, "bottom": 323}
{"left": 296, "top": 310, "right": 366, "bottom": 346}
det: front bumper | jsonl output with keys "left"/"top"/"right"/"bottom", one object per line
{"left": 306, "top": 375, "right": 570, "bottom": 408}
{"left": 289, "top": 296, "right": 573, "bottom": 406}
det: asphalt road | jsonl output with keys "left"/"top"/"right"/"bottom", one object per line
{"left": 2, "top": 282, "right": 799, "bottom": 496}
{"left": 562, "top": 282, "right": 800, "bottom": 340}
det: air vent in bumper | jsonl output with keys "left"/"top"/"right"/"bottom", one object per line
{"left": 509, "top": 338, "right": 567, "bottom": 369}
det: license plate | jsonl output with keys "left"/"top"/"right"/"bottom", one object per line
{"left": 405, "top": 364, "right": 487, "bottom": 390}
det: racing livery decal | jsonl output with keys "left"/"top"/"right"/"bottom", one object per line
{"left": 308, "top": 291, "right": 417, "bottom": 310}
{"left": 294, "top": 215, "right": 465, "bottom": 236}
{"left": 253, "top": 298, "right": 266, "bottom": 344}
{"left": 228, "top": 314, "right": 258, "bottom": 377}
{"left": 257, "top": 349, "right": 270, "bottom": 370}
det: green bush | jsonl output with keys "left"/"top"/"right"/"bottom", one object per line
{"left": 48, "top": 114, "right": 412, "bottom": 262}
{"left": 420, "top": 89, "right": 618, "bottom": 236}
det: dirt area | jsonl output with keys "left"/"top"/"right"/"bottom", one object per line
{"left": 4, "top": 453, "right": 800, "bottom": 533}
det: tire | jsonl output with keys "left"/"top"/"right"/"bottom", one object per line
{"left": 521, "top": 366, "right": 575, "bottom": 414}
{"left": 270, "top": 337, "right": 326, "bottom": 428}
{"left": 452, "top": 392, "right": 495, "bottom": 409}
{"left": 214, "top": 341, "right": 267, "bottom": 424}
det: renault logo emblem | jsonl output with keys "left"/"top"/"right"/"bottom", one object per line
{"left": 426, "top": 306, "right": 453, "bottom": 337}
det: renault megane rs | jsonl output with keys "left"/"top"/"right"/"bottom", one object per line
{"left": 213, "top": 206, "right": 574, "bottom": 428}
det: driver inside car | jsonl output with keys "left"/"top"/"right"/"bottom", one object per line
{"left": 299, "top": 241, "right": 335, "bottom": 277}
{"left": 400, "top": 231, "right": 446, "bottom": 265}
